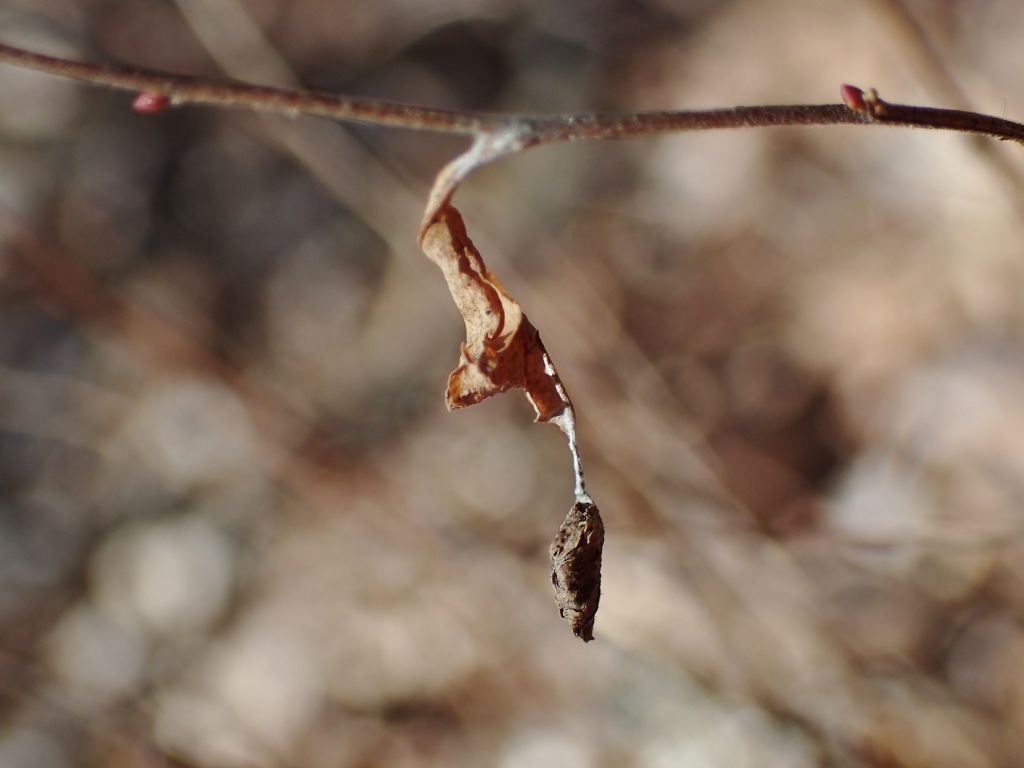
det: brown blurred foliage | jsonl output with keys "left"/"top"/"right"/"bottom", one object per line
{"left": 2, "top": 0, "right": 1024, "bottom": 766}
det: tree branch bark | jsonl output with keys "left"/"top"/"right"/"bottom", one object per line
{"left": 2, "top": 42, "right": 1024, "bottom": 148}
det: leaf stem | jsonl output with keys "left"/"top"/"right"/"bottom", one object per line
{"left": 3, "top": 42, "right": 1024, "bottom": 147}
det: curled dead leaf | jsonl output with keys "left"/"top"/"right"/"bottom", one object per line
{"left": 419, "top": 202, "right": 568, "bottom": 422}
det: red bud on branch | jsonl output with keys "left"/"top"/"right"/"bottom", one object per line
{"left": 132, "top": 92, "right": 170, "bottom": 114}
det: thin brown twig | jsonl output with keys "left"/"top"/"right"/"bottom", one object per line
{"left": 3, "top": 42, "right": 1024, "bottom": 148}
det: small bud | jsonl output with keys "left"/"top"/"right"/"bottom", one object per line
{"left": 840, "top": 84, "right": 867, "bottom": 113}
{"left": 133, "top": 92, "right": 171, "bottom": 114}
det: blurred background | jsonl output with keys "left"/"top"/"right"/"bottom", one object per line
{"left": 1, "top": 0, "right": 1024, "bottom": 765}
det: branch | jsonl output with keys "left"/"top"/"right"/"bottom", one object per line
{"left": 2, "top": 42, "right": 1024, "bottom": 148}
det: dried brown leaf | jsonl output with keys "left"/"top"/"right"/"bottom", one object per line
{"left": 419, "top": 201, "right": 568, "bottom": 422}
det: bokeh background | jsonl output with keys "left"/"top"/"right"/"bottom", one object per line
{"left": 2, "top": 0, "right": 1024, "bottom": 766}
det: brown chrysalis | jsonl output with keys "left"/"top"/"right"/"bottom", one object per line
{"left": 550, "top": 499, "right": 604, "bottom": 642}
